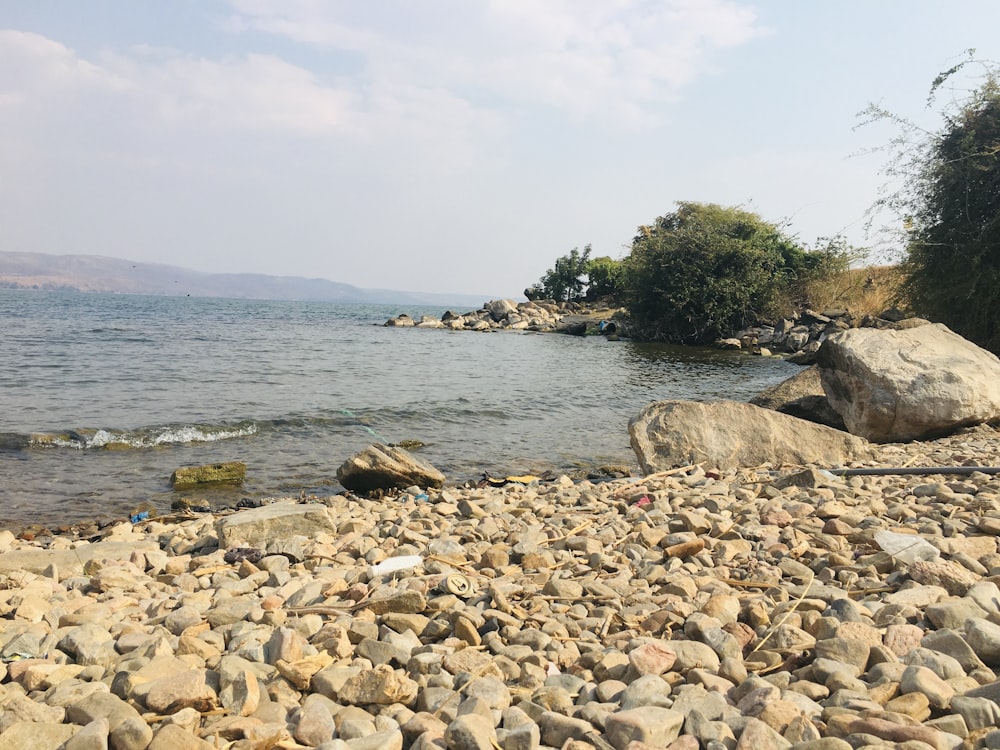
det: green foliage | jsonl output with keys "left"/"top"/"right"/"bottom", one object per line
{"left": 584, "top": 256, "right": 623, "bottom": 300}
{"left": 863, "top": 55, "right": 1000, "bottom": 352}
{"left": 790, "top": 235, "right": 859, "bottom": 307}
{"left": 621, "top": 202, "right": 810, "bottom": 344}
{"left": 529, "top": 245, "right": 592, "bottom": 302}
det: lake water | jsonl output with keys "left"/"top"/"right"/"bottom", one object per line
{"left": 0, "top": 290, "right": 798, "bottom": 529}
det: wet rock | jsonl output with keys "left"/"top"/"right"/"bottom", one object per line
{"left": 337, "top": 444, "right": 445, "bottom": 492}
{"left": 171, "top": 461, "right": 246, "bottom": 488}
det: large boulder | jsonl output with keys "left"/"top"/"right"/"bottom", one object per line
{"left": 750, "top": 365, "right": 846, "bottom": 430}
{"left": 337, "top": 444, "right": 445, "bottom": 493}
{"left": 817, "top": 324, "right": 1000, "bottom": 442}
{"left": 485, "top": 299, "right": 518, "bottom": 323}
{"left": 629, "top": 400, "right": 873, "bottom": 472}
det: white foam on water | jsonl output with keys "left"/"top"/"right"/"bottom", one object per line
{"left": 146, "top": 423, "right": 259, "bottom": 447}
{"left": 32, "top": 423, "right": 259, "bottom": 449}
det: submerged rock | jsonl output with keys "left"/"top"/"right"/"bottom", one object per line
{"left": 170, "top": 461, "right": 246, "bottom": 488}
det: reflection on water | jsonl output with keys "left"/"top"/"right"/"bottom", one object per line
{"left": 616, "top": 340, "right": 792, "bottom": 402}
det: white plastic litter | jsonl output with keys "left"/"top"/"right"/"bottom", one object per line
{"left": 369, "top": 555, "right": 423, "bottom": 577}
{"left": 874, "top": 530, "right": 940, "bottom": 564}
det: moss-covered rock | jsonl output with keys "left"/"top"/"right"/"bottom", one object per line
{"left": 170, "top": 461, "right": 246, "bottom": 489}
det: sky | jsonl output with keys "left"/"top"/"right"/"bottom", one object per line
{"left": 2, "top": 2, "right": 1000, "bottom": 299}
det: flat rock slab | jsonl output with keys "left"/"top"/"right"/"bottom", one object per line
{"left": 0, "top": 540, "right": 158, "bottom": 576}
{"left": 629, "top": 399, "right": 873, "bottom": 472}
{"left": 0, "top": 721, "right": 77, "bottom": 749}
{"left": 216, "top": 503, "right": 338, "bottom": 548}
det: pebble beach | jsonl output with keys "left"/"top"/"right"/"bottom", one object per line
{"left": 1, "top": 424, "right": 1000, "bottom": 750}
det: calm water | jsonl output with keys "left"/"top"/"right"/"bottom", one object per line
{"left": 0, "top": 290, "right": 797, "bottom": 528}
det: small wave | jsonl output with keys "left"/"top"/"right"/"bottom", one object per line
{"left": 27, "top": 421, "right": 259, "bottom": 450}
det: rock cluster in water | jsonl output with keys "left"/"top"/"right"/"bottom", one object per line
{"left": 1, "top": 426, "right": 1000, "bottom": 749}
{"left": 385, "top": 299, "right": 619, "bottom": 335}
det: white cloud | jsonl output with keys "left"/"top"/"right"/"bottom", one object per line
{"left": 142, "top": 53, "right": 355, "bottom": 136}
{"left": 0, "top": 30, "right": 354, "bottom": 137}
{"left": 0, "top": 30, "right": 130, "bottom": 107}
{"left": 224, "top": 0, "right": 767, "bottom": 126}
{"left": 0, "top": 23, "right": 501, "bottom": 163}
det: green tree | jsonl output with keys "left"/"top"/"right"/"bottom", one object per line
{"left": 865, "top": 57, "right": 1000, "bottom": 352}
{"left": 584, "top": 256, "right": 623, "bottom": 301}
{"left": 621, "top": 202, "right": 809, "bottom": 343}
{"left": 530, "top": 245, "right": 592, "bottom": 301}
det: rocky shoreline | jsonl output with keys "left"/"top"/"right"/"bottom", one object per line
{"left": 384, "top": 299, "right": 622, "bottom": 337}
{"left": 383, "top": 298, "right": 922, "bottom": 370}
{"left": 2, "top": 424, "right": 1000, "bottom": 749}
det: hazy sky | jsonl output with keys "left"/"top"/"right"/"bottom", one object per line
{"left": 2, "top": 2, "right": 999, "bottom": 298}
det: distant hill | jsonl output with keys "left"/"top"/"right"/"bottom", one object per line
{"left": 0, "top": 252, "right": 493, "bottom": 307}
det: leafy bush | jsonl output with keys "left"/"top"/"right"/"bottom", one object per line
{"left": 905, "top": 74, "right": 1000, "bottom": 351}
{"left": 584, "top": 256, "right": 623, "bottom": 301}
{"left": 621, "top": 202, "right": 812, "bottom": 343}
{"left": 862, "top": 54, "right": 1000, "bottom": 352}
{"left": 526, "top": 245, "right": 592, "bottom": 301}
{"left": 786, "top": 235, "right": 859, "bottom": 310}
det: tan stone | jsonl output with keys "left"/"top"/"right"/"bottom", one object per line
{"left": 629, "top": 399, "right": 873, "bottom": 472}
{"left": 144, "top": 669, "right": 219, "bottom": 714}
{"left": 337, "top": 664, "right": 418, "bottom": 706}
{"left": 885, "top": 691, "right": 931, "bottom": 721}
{"left": 275, "top": 654, "right": 333, "bottom": 691}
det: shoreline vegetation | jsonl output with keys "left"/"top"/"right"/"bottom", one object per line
{"left": 383, "top": 265, "right": 910, "bottom": 368}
